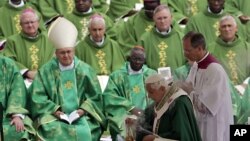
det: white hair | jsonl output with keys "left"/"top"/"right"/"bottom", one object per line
{"left": 88, "top": 15, "right": 106, "bottom": 29}
{"left": 145, "top": 74, "right": 172, "bottom": 90}
{"left": 219, "top": 15, "right": 237, "bottom": 27}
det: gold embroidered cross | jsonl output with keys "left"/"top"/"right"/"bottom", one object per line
{"left": 30, "top": 45, "right": 39, "bottom": 70}
{"left": 96, "top": 50, "right": 106, "bottom": 59}
{"left": 226, "top": 50, "right": 236, "bottom": 60}
{"left": 158, "top": 41, "right": 168, "bottom": 50}
{"left": 145, "top": 25, "right": 153, "bottom": 32}
{"left": 213, "top": 21, "right": 220, "bottom": 36}
{"left": 14, "top": 14, "right": 21, "bottom": 33}
{"left": 133, "top": 85, "right": 140, "bottom": 94}
{"left": 64, "top": 81, "right": 73, "bottom": 89}
{"left": 66, "top": 0, "right": 74, "bottom": 14}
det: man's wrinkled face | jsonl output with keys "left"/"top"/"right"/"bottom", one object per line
{"left": 89, "top": 22, "right": 105, "bottom": 42}
{"left": 146, "top": 83, "right": 166, "bottom": 103}
{"left": 129, "top": 50, "right": 145, "bottom": 71}
{"left": 219, "top": 18, "right": 237, "bottom": 42}
{"left": 56, "top": 47, "right": 75, "bottom": 66}
{"left": 153, "top": 9, "right": 172, "bottom": 32}
{"left": 20, "top": 12, "right": 39, "bottom": 37}
{"left": 75, "top": 0, "right": 92, "bottom": 12}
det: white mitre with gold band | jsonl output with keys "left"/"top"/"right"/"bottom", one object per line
{"left": 48, "top": 17, "right": 78, "bottom": 49}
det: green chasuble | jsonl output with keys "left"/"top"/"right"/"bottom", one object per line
{"left": 103, "top": 62, "right": 156, "bottom": 140}
{"left": 65, "top": 8, "right": 116, "bottom": 41}
{"left": 29, "top": 57, "right": 106, "bottom": 141}
{"left": 106, "top": 0, "right": 169, "bottom": 22}
{"left": 3, "top": 31, "right": 54, "bottom": 71}
{"left": 75, "top": 35, "right": 125, "bottom": 75}
{"left": 226, "top": 0, "right": 250, "bottom": 16}
{"left": 0, "top": 56, "right": 35, "bottom": 140}
{"left": 185, "top": 9, "right": 246, "bottom": 46}
{"left": 139, "top": 27, "right": 185, "bottom": 71}
{"left": 208, "top": 36, "right": 250, "bottom": 85}
{"left": 106, "top": 0, "right": 141, "bottom": 21}
{"left": 237, "top": 80, "right": 250, "bottom": 124}
{"left": 167, "top": 0, "right": 207, "bottom": 19}
{"left": 0, "top": 2, "right": 46, "bottom": 41}
{"left": 0, "top": 0, "right": 7, "bottom": 7}
{"left": 137, "top": 95, "right": 202, "bottom": 141}
{"left": 38, "top": 0, "right": 108, "bottom": 21}
{"left": 116, "top": 9, "right": 154, "bottom": 57}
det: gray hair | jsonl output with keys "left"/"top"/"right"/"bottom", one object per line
{"left": 88, "top": 14, "right": 106, "bottom": 29}
{"left": 145, "top": 74, "right": 172, "bottom": 90}
{"left": 219, "top": 15, "right": 237, "bottom": 27}
{"left": 153, "top": 4, "right": 171, "bottom": 16}
{"left": 19, "top": 8, "right": 39, "bottom": 23}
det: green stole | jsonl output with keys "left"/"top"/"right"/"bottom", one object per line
{"left": 153, "top": 86, "right": 187, "bottom": 134}
{"left": 60, "top": 69, "right": 92, "bottom": 140}
{"left": 128, "top": 73, "right": 148, "bottom": 109}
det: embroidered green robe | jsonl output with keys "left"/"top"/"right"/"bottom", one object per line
{"left": 64, "top": 9, "right": 116, "bottom": 41}
{"left": 116, "top": 9, "right": 155, "bottom": 56}
{"left": 37, "top": 0, "right": 108, "bottom": 21}
{"left": 75, "top": 35, "right": 125, "bottom": 75}
{"left": 185, "top": 9, "right": 246, "bottom": 46}
{"left": 208, "top": 36, "right": 250, "bottom": 85}
{"left": 137, "top": 95, "right": 202, "bottom": 141}
{"left": 29, "top": 57, "right": 106, "bottom": 141}
{"left": 0, "top": 0, "right": 6, "bottom": 7}
{"left": 0, "top": 56, "right": 35, "bottom": 140}
{"left": 139, "top": 27, "right": 185, "bottom": 71}
{"left": 167, "top": 0, "right": 207, "bottom": 18}
{"left": 106, "top": 0, "right": 169, "bottom": 22}
{"left": 103, "top": 62, "right": 156, "bottom": 140}
{"left": 0, "top": 2, "right": 46, "bottom": 40}
{"left": 3, "top": 31, "right": 54, "bottom": 71}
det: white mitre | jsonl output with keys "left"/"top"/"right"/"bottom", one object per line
{"left": 47, "top": 17, "right": 78, "bottom": 49}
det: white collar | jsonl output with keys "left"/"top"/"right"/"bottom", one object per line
{"left": 90, "top": 36, "right": 104, "bottom": 47}
{"left": 81, "top": 7, "right": 92, "bottom": 14}
{"left": 9, "top": 0, "right": 24, "bottom": 8}
{"left": 156, "top": 26, "right": 171, "bottom": 35}
{"left": 59, "top": 60, "right": 74, "bottom": 71}
{"left": 128, "top": 63, "right": 143, "bottom": 75}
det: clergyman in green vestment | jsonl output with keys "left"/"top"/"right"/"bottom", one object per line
{"left": 3, "top": 8, "right": 54, "bottom": 82}
{"left": 103, "top": 46, "right": 157, "bottom": 140}
{"left": 29, "top": 17, "right": 105, "bottom": 141}
{"left": 75, "top": 14, "right": 125, "bottom": 75}
{"left": 139, "top": 5, "right": 185, "bottom": 71}
{"left": 0, "top": 55, "right": 35, "bottom": 140}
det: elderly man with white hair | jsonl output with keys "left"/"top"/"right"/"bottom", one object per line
{"left": 136, "top": 74, "right": 202, "bottom": 141}
{"left": 75, "top": 14, "right": 125, "bottom": 75}
{"left": 29, "top": 17, "right": 105, "bottom": 141}
{"left": 208, "top": 15, "right": 250, "bottom": 86}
